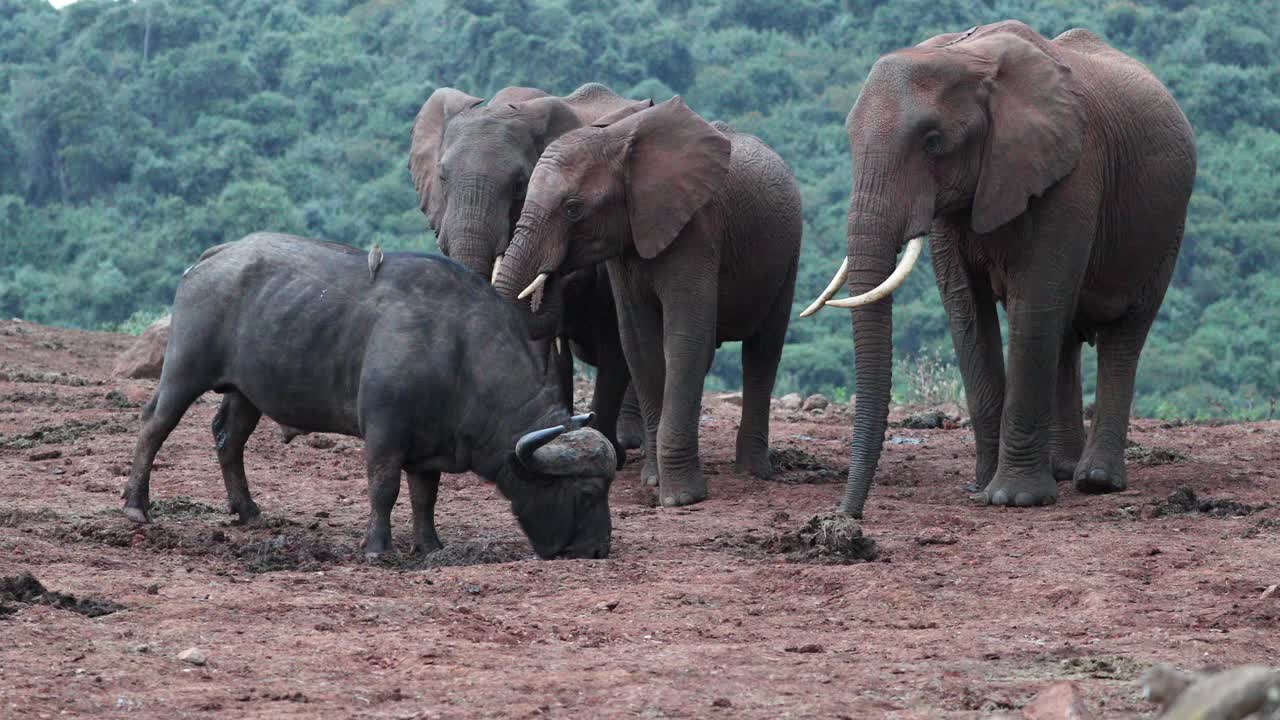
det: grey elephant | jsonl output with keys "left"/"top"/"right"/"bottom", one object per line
{"left": 495, "top": 98, "right": 802, "bottom": 508}
{"left": 804, "top": 21, "right": 1195, "bottom": 516}
{"left": 408, "top": 82, "right": 650, "bottom": 461}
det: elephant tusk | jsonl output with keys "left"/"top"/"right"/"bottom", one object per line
{"left": 490, "top": 254, "right": 504, "bottom": 285}
{"left": 799, "top": 256, "right": 849, "bottom": 318}
{"left": 517, "top": 272, "right": 549, "bottom": 300}
{"left": 826, "top": 236, "right": 925, "bottom": 309}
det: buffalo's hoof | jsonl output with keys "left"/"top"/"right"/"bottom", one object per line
{"left": 123, "top": 506, "right": 150, "bottom": 524}
{"left": 228, "top": 501, "right": 262, "bottom": 525}
{"left": 411, "top": 539, "right": 443, "bottom": 555}
{"left": 979, "top": 472, "right": 1057, "bottom": 508}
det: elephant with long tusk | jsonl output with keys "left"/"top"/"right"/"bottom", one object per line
{"left": 803, "top": 20, "right": 1195, "bottom": 518}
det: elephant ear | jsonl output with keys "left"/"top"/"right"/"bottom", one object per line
{"left": 408, "top": 88, "right": 483, "bottom": 216}
{"left": 610, "top": 97, "right": 731, "bottom": 259}
{"left": 965, "top": 30, "right": 1085, "bottom": 235}
{"left": 591, "top": 98, "right": 654, "bottom": 128}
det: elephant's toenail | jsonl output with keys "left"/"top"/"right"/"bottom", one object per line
{"left": 1088, "top": 468, "right": 1108, "bottom": 483}
{"left": 990, "top": 490, "right": 1009, "bottom": 506}
{"left": 1014, "top": 492, "right": 1036, "bottom": 507}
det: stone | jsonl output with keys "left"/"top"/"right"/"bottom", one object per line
{"left": 713, "top": 392, "right": 744, "bottom": 407}
{"left": 112, "top": 315, "right": 171, "bottom": 379}
{"left": 1022, "top": 681, "right": 1091, "bottom": 720}
{"left": 801, "top": 394, "right": 829, "bottom": 412}
{"left": 778, "top": 393, "right": 803, "bottom": 411}
{"left": 304, "top": 434, "right": 336, "bottom": 450}
{"left": 177, "top": 647, "right": 206, "bottom": 666}
{"left": 915, "top": 527, "right": 957, "bottom": 546}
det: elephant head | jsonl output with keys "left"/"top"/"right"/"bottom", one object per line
{"left": 802, "top": 21, "right": 1084, "bottom": 517}
{"left": 492, "top": 97, "right": 731, "bottom": 300}
{"left": 408, "top": 83, "right": 652, "bottom": 284}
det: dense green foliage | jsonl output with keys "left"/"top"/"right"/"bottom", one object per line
{"left": 1, "top": 0, "right": 1276, "bottom": 418}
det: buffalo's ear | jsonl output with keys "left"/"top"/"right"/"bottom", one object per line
{"left": 610, "top": 97, "right": 731, "bottom": 259}
{"left": 965, "top": 30, "right": 1084, "bottom": 234}
{"left": 408, "top": 88, "right": 483, "bottom": 217}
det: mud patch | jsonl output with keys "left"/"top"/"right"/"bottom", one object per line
{"left": 0, "top": 571, "right": 124, "bottom": 618}
{"left": 0, "top": 419, "right": 130, "bottom": 450}
{"left": 0, "top": 368, "right": 99, "bottom": 387}
{"left": 765, "top": 447, "right": 841, "bottom": 484}
{"left": 1058, "top": 655, "right": 1144, "bottom": 681}
{"left": 713, "top": 513, "right": 879, "bottom": 564}
{"left": 235, "top": 533, "right": 342, "bottom": 573}
{"left": 0, "top": 507, "right": 60, "bottom": 527}
{"left": 1125, "top": 443, "right": 1189, "bottom": 466}
{"left": 397, "top": 541, "right": 532, "bottom": 569}
{"left": 1152, "top": 488, "right": 1270, "bottom": 518}
{"left": 149, "top": 496, "right": 221, "bottom": 519}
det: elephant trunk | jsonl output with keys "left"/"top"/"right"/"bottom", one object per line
{"left": 494, "top": 202, "right": 568, "bottom": 304}
{"left": 839, "top": 182, "right": 933, "bottom": 517}
{"left": 438, "top": 178, "right": 511, "bottom": 282}
{"left": 842, "top": 234, "right": 897, "bottom": 517}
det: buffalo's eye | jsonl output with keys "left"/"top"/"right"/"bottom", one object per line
{"left": 563, "top": 198, "right": 585, "bottom": 221}
{"left": 923, "top": 130, "right": 944, "bottom": 156}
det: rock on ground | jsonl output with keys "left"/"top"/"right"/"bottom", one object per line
{"left": 112, "top": 315, "right": 171, "bottom": 379}
{"left": 177, "top": 647, "right": 207, "bottom": 666}
{"left": 1022, "top": 681, "right": 1092, "bottom": 720}
{"left": 778, "top": 393, "right": 803, "bottom": 411}
{"left": 802, "top": 394, "right": 829, "bottom": 412}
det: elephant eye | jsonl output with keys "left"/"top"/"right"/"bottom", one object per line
{"left": 923, "top": 130, "right": 944, "bottom": 156}
{"left": 563, "top": 198, "right": 585, "bottom": 221}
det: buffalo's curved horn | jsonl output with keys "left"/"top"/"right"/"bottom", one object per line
{"left": 567, "top": 412, "right": 594, "bottom": 430}
{"left": 516, "top": 425, "right": 566, "bottom": 468}
{"left": 825, "top": 235, "right": 925, "bottom": 309}
{"left": 518, "top": 272, "right": 549, "bottom": 300}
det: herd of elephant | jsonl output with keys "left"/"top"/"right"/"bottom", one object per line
{"left": 124, "top": 20, "right": 1197, "bottom": 558}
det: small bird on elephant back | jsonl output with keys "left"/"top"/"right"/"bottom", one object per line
{"left": 803, "top": 20, "right": 1196, "bottom": 517}
{"left": 494, "top": 97, "right": 802, "bottom": 509}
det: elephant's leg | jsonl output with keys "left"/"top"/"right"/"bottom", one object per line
{"left": 406, "top": 470, "right": 443, "bottom": 554}
{"left": 931, "top": 235, "right": 1005, "bottom": 493}
{"left": 654, "top": 307, "right": 716, "bottom": 507}
{"left": 610, "top": 281, "right": 665, "bottom": 489}
{"left": 980, "top": 298, "right": 1064, "bottom": 508}
{"left": 1050, "top": 338, "right": 1085, "bottom": 482}
{"left": 590, "top": 340, "right": 632, "bottom": 470}
{"left": 212, "top": 391, "right": 263, "bottom": 524}
{"left": 1075, "top": 313, "right": 1155, "bottom": 494}
{"left": 617, "top": 385, "right": 646, "bottom": 453}
{"left": 734, "top": 261, "right": 795, "bottom": 480}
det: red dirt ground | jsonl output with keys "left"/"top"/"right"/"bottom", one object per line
{"left": 0, "top": 320, "right": 1276, "bottom": 719}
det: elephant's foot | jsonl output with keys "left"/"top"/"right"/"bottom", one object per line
{"left": 1051, "top": 454, "right": 1081, "bottom": 482}
{"left": 659, "top": 469, "right": 707, "bottom": 508}
{"left": 617, "top": 416, "right": 645, "bottom": 452}
{"left": 733, "top": 445, "right": 774, "bottom": 480}
{"left": 640, "top": 457, "right": 659, "bottom": 488}
{"left": 1073, "top": 448, "right": 1127, "bottom": 494}
{"left": 978, "top": 470, "right": 1058, "bottom": 508}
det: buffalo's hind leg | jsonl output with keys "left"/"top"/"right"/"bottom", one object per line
{"left": 122, "top": 383, "right": 206, "bottom": 523}
{"left": 212, "top": 391, "right": 263, "bottom": 524}
{"left": 407, "top": 470, "right": 443, "bottom": 554}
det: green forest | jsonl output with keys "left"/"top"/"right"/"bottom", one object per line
{"left": 1, "top": 0, "right": 1277, "bottom": 419}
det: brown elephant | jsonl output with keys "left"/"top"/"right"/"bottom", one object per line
{"left": 494, "top": 98, "right": 802, "bottom": 507}
{"left": 804, "top": 21, "right": 1195, "bottom": 516}
{"left": 408, "top": 83, "right": 650, "bottom": 464}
